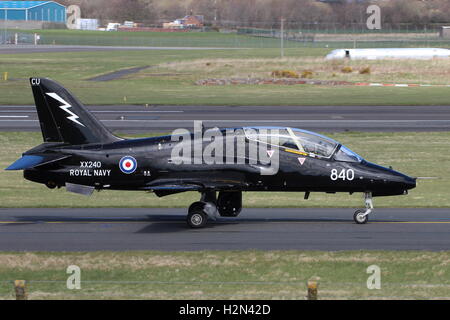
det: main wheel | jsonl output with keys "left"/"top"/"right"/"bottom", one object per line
{"left": 187, "top": 208, "right": 208, "bottom": 228}
{"left": 353, "top": 209, "right": 368, "bottom": 224}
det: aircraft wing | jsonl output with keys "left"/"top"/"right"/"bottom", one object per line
{"left": 143, "top": 174, "right": 249, "bottom": 197}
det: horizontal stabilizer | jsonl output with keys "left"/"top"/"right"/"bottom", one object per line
{"left": 5, "top": 154, "right": 70, "bottom": 171}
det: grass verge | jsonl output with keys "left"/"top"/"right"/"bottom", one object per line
{"left": 0, "top": 49, "right": 449, "bottom": 105}
{"left": 0, "top": 251, "right": 449, "bottom": 299}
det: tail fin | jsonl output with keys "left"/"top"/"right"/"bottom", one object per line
{"left": 30, "top": 77, "right": 120, "bottom": 145}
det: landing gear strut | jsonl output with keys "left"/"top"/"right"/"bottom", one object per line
{"left": 353, "top": 192, "right": 373, "bottom": 224}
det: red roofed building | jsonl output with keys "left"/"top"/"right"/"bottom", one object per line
{"left": 163, "top": 15, "right": 204, "bottom": 29}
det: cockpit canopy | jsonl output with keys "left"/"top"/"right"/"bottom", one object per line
{"left": 334, "top": 145, "right": 364, "bottom": 163}
{"left": 242, "top": 127, "right": 363, "bottom": 162}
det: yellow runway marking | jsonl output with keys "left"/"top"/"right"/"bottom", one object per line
{"left": 0, "top": 221, "right": 449, "bottom": 225}
{"left": 245, "top": 221, "right": 450, "bottom": 224}
{"left": 0, "top": 221, "right": 152, "bottom": 224}
{"left": 372, "top": 221, "right": 450, "bottom": 224}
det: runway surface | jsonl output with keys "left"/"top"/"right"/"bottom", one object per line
{"left": 1, "top": 105, "right": 450, "bottom": 132}
{"left": 0, "top": 208, "right": 449, "bottom": 251}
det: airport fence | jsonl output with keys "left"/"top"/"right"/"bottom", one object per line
{"left": 28, "top": 33, "right": 450, "bottom": 49}
{"left": 0, "top": 31, "right": 35, "bottom": 45}
{"left": 1, "top": 279, "right": 449, "bottom": 300}
{"left": 1, "top": 22, "right": 449, "bottom": 49}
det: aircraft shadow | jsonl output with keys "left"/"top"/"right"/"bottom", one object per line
{"left": 9, "top": 215, "right": 185, "bottom": 223}
{"left": 5, "top": 214, "right": 398, "bottom": 235}
{"left": 135, "top": 217, "right": 354, "bottom": 234}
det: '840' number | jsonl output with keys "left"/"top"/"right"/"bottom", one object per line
{"left": 330, "top": 168, "right": 354, "bottom": 181}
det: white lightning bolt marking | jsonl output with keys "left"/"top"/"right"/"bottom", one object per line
{"left": 45, "top": 92, "right": 85, "bottom": 127}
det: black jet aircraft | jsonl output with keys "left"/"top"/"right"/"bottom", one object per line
{"left": 6, "top": 78, "right": 416, "bottom": 228}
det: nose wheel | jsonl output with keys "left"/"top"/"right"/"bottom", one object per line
{"left": 353, "top": 192, "right": 373, "bottom": 224}
{"left": 353, "top": 209, "right": 369, "bottom": 224}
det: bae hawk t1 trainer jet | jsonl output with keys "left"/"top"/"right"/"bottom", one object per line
{"left": 6, "top": 78, "right": 416, "bottom": 228}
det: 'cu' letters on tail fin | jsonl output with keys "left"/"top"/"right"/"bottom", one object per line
{"left": 30, "top": 77, "right": 120, "bottom": 145}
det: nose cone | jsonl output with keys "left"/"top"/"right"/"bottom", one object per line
{"left": 403, "top": 175, "right": 417, "bottom": 190}
{"left": 363, "top": 161, "right": 416, "bottom": 196}
{"left": 384, "top": 170, "right": 417, "bottom": 193}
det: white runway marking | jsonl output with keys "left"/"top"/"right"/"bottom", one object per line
{"left": 1, "top": 119, "right": 450, "bottom": 123}
{"left": 99, "top": 119, "right": 450, "bottom": 123}
{"left": 0, "top": 116, "right": 29, "bottom": 118}
{"left": 0, "top": 111, "right": 33, "bottom": 113}
{"left": 0, "top": 110, "right": 184, "bottom": 113}
{"left": 92, "top": 110, "right": 184, "bottom": 113}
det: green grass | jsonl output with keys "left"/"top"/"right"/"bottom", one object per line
{"left": 0, "top": 49, "right": 449, "bottom": 106}
{"left": 1, "top": 131, "right": 449, "bottom": 208}
{"left": 23, "top": 29, "right": 301, "bottom": 48}
{"left": 17, "top": 29, "right": 450, "bottom": 49}
{"left": 0, "top": 251, "right": 449, "bottom": 299}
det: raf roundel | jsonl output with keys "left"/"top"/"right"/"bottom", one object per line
{"left": 119, "top": 156, "right": 137, "bottom": 174}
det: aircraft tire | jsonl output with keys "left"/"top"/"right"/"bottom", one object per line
{"left": 187, "top": 207, "right": 208, "bottom": 228}
{"left": 353, "top": 209, "right": 368, "bottom": 224}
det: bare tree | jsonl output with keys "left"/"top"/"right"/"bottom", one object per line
{"left": 58, "top": 0, "right": 450, "bottom": 27}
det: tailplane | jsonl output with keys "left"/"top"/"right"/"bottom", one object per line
{"left": 30, "top": 77, "right": 120, "bottom": 145}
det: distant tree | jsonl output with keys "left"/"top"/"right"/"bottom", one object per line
{"left": 381, "top": 0, "right": 428, "bottom": 26}
{"left": 56, "top": 0, "right": 450, "bottom": 27}
{"left": 103, "top": 0, "right": 149, "bottom": 22}
{"left": 424, "top": 0, "right": 450, "bottom": 23}
{"left": 153, "top": 0, "right": 187, "bottom": 21}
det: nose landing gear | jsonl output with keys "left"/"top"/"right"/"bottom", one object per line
{"left": 353, "top": 192, "right": 373, "bottom": 224}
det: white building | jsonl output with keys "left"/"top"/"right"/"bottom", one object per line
{"left": 326, "top": 48, "right": 450, "bottom": 60}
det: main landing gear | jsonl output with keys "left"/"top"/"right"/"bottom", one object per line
{"left": 186, "top": 200, "right": 216, "bottom": 228}
{"left": 353, "top": 192, "right": 373, "bottom": 224}
{"left": 186, "top": 191, "right": 243, "bottom": 228}
{"left": 187, "top": 205, "right": 208, "bottom": 228}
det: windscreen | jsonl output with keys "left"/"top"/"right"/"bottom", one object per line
{"left": 334, "top": 145, "right": 364, "bottom": 163}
